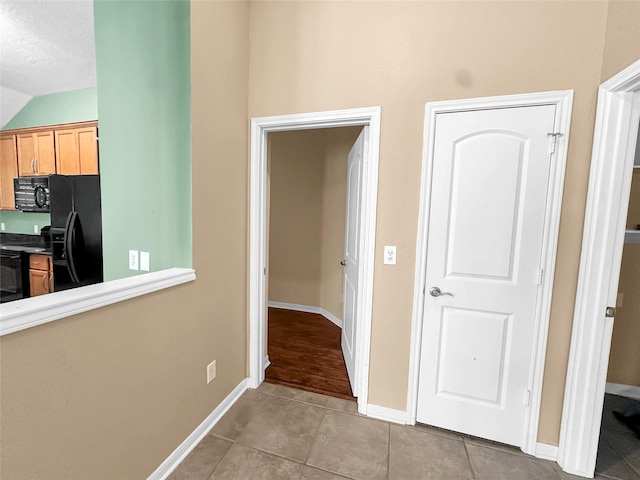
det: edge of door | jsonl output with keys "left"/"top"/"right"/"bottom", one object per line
{"left": 248, "top": 106, "right": 381, "bottom": 416}
{"left": 405, "top": 90, "right": 574, "bottom": 458}
{"left": 558, "top": 60, "right": 640, "bottom": 478}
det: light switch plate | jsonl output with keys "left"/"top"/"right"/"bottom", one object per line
{"left": 384, "top": 246, "right": 397, "bottom": 265}
{"left": 140, "top": 251, "right": 150, "bottom": 271}
{"left": 0, "top": 223, "right": 5, "bottom": 231}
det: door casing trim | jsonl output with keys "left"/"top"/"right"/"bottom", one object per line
{"left": 558, "top": 60, "right": 640, "bottom": 478}
{"left": 406, "top": 91, "right": 574, "bottom": 457}
{"left": 248, "top": 107, "right": 381, "bottom": 415}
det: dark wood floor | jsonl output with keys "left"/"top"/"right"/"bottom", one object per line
{"left": 265, "top": 307, "right": 355, "bottom": 401}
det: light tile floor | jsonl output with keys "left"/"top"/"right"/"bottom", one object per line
{"left": 168, "top": 385, "right": 639, "bottom": 480}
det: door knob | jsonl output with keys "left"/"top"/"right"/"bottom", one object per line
{"left": 429, "top": 286, "right": 454, "bottom": 298}
{"left": 340, "top": 260, "right": 347, "bottom": 266}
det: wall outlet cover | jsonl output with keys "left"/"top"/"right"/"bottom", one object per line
{"left": 140, "top": 251, "right": 150, "bottom": 271}
{"left": 207, "top": 360, "right": 217, "bottom": 384}
{"left": 129, "top": 250, "right": 139, "bottom": 270}
{"left": 384, "top": 245, "right": 397, "bottom": 265}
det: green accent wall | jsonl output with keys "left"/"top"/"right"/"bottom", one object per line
{"left": 0, "top": 212, "right": 51, "bottom": 235}
{"left": 3, "top": 88, "right": 98, "bottom": 130}
{"left": 94, "top": 0, "right": 191, "bottom": 280}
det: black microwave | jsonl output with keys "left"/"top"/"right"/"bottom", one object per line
{"left": 14, "top": 176, "right": 50, "bottom": 212}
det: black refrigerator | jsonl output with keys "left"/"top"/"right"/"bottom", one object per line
{"left": 49, "top": 175, "right": 103, "bottom": 292}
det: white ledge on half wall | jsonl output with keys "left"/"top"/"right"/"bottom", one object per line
{"left": 0, "top": 268, "right": 196, "bottom": 336}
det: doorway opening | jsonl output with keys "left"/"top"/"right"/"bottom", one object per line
{"left": 559, "top": 59, "right": 640, "bottom": 478}
{"left": 265, "top": 126, "right": 363, "bottom": 401}
{"left": 249, "top": 107, "right": 381, "bottom": 415}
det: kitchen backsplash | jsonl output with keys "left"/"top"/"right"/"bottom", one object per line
{"left": 0, "top": 211, "right": 51, "bottom": 235}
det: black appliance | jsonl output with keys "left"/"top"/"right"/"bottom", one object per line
{"left": 49, "top": 175, "right": 103, "bottom": 292}
{"left": 0, "top": 250, "right": 26, "bottom": 303}
{"left": 14, "top": 176, "right": 50, "bottom": 212}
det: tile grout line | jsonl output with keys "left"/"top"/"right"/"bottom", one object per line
{"left": 462, "top": 438, "right": 478, "bottom": 480}
{"left": 386, "top": 422, "right": 391, "bottom": 480}
{"left": 302, "top": 406, "right": 329, "bottom": 466}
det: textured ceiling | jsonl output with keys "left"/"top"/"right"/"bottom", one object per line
{"left": 0, "top": 0, "right": 96, "bottom": 98}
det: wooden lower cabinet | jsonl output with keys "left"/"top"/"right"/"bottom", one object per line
{"left": 29, "top": 254, "right": 53, "bottom": 297}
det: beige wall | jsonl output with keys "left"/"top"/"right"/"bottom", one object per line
{"left": 269, "top": 127, "right": 361, "bottom": 319}
{"left": 608, "top": 169, "right": 640, "bottom": 386}
{"left": 247, "top": 0, "right": 637, "bottom": 445}
{"left": 269, "top": 129, "right": 326, "bottom": 306}
{"left": 0, "top": 2, "right": 250, "bottom": 479}
{"left": 2, "top": 3, "right": 640, "bottom": 478}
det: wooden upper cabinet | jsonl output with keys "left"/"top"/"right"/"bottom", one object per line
{"left": 55, "top": 125, "right": 99, "bottom": 174}
{"left": 0, "top": 134, "right": 18, "bottom": 210}
{"left": 17, "top": 131, "right": 55, "bottom": 176}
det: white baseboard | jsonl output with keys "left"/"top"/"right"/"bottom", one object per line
{"left": 534, "top": 442, "right": 558, "bottom": 461}
{"left": 263, "top": 355, "right": 271, "bottom": 370}
{"left": 268, "top": 301, "right": 343, "bottom": 329}
{"left": 605, "top": 382, "right": 640, "bottom": 401}
{"left": 366, "top": 404, "right": 407, "bottom": 425}
{"left": 147, "top": 378, "right": 249, "bottom": 480}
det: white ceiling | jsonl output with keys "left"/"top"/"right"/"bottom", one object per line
{"left": 0, "top": 0, "right": 96, "bottom": 98}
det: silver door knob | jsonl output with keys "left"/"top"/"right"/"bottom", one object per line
{"left": 429, "top": 287, "right": 454, "bottom": 298}
{"left": 340, "top": 260, "right": 347, "bottom": 266}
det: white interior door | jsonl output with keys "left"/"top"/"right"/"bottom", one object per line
{"left": 342, "top": 127, "right": 367, "bottom": 397}
{"left": 416, "top": 105, "right": 557, "bottom": 446}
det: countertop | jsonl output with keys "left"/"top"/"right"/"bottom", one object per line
{"left": 0, "top": 233, "right": 51, "bottom": 255}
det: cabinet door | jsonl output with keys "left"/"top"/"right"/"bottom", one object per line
{"left": 0, "top": 134, "right": 18, "bottom": 210}
{"left": 55, "top": 129, "right": 81, "bottom": 174}
{"left": 55, "top": 126, "right": 99, "bottom": 175}
{"left": 77, "top": 126, "right": 99, "bottom": 174}
{"left": 29, "top": 269, "right": 51, "bottom": 296}
{"left": 35, "top": 131, "right": 55, "bottom": 174}
{"left": 17, "top": 133, "right": 37, "bottom": 175}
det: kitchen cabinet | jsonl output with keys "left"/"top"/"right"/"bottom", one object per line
{"left": 55, "top": 123, "right": 99, "bottom": 174}
{"left": 0, "top": 133, "right": 18, "bottom": 210}
{"left": 29, "top": 254, "right": 53, "bottom": 297}
{"left": 17, "top": 130, "right": 55, "bottom": 176}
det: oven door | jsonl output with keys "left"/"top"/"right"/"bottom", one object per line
{"left": 1, "top": 252, "right": 24, "bottom": 303}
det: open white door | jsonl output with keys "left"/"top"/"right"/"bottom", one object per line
{"left": 341, "top": 127, "right": 367, "bottom": 397}
{"left": 416, "top": 105, "right": 557, "bottom": 446}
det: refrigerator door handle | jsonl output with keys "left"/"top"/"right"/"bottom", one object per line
{"left": 64, "top": 212, "right": 80, "bottom": 284}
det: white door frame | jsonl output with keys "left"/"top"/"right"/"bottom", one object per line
{"left": 248, "top": 107, "right": 381, "bottom": 415}
{"left": 558, "top": 60, "right": 640, "bottom": 478}
{"left": 406, "top": 91, "right": 574, "bottom": 457}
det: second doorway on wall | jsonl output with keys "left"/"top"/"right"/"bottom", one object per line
{"left": 265, "top": 125, "right": 365, "bottom": 402}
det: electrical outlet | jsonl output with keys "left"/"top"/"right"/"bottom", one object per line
{"left": 33, "top": 224, "right": 39, "bottom": 234}
{"left": 0, "top": 223, "right": 5, "bottom": 231}
{"left": 207, "top": 360, "right": 217, "bottom": 384}
{"left": 129, "top": 250, "right": 139, "bottom": 270}
{"left": 384, "top": 245, "right": 397, "bottom": 265}
{"left": 140, "top": 251, "right": 150, "bottom": 271}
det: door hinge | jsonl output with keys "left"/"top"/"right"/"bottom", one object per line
{"left": 547, "top": 132, "right": 563, "bottom": 155}
{"left": 605, "top": 306, "right": 616, "bottom": 318}
{"left": 525, "top": 389, "right": 531, "bottom": 407}
{"left": 264, "top": 267, "right": 266, "bottom": 275}
{"left": 536, "top": 267, "right": 544, "bottom": 286}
